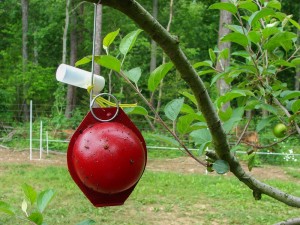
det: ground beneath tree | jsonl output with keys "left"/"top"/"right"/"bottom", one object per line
{"left": 0, "top": 148, "right": 298, "bottom": 183}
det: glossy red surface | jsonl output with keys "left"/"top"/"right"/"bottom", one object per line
{"left": 67, "top": 107, "right": 147, "bottom": 207}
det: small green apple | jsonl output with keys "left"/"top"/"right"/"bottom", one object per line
{"left": 273, "top": 123, "right": 287, "bottom": 138}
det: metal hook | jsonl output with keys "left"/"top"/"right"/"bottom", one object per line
{"left": 90, "top": 93, "right": 120, "bottom": 122}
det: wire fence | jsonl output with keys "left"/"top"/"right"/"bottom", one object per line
{"left": 0, "top": 101, "right": 300, "bottom": 166}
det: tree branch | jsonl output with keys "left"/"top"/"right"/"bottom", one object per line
{"left": 85, "top": 0, "right": 300, "bottom": 208}
{"left": 273, "top": 218, "right": 300, "bottom": 225}
{"left": 241, "top": 131, "right": 297, "bottom": 149}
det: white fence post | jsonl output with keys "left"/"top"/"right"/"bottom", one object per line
{"left": 39, "top": 120, "right": 43, "bottom": 160}
{"left": 46, "top": 131, "right": 49, "bottom": 155}
{"left": 29, "top": 100, "right": 32, "bottom": 160}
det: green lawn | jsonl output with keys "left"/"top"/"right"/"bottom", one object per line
{"left": 0, "top": 162, "right": 300, "bottom": 225}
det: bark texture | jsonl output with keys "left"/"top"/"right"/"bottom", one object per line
{"left": 150, "top": 0, "right": 158, "bottom": 73}
{"left": 21, "top": 0, "right": 29, "bottom": 121}
{"left": 65, "top": 2, "right": 78, "bottom": 118}
{"left": 216, "top": 0, "right": 231, "bottom": 111}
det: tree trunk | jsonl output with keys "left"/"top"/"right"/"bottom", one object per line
{"left": 21, "top": 0, "right": 29, "bottom": 121}
{"left": 155, "top": 0, "right": 173, "bottom": 116}
{"left": 54, "top": 0, "right": 71, "bottom": 116}
{"left": 216, "top": 0, "right": 232, "bottom": 111}
{"left": 295, "top": 7, "right": 300, "bottom": 91}
{"left": 150, "top": 0, "right": 158, "bottom": 73}
{"left": 94, "top": 4, "right": 103, "bottom": 76}
{"left": 33, "top": 30, "right": 38, "bottom": 64}
{"left": 65, "top": 1, "right": 77, "bottom": 118}
{"left": 62, "top": 0, "right": 71, "bottom": 64}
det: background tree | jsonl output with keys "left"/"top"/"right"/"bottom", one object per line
{"left": 21, "top": 0, "right": 29, "bottom": 121}
{"left": 216, "top": 0, "right": 231, "bottom": 111}
{"left": 65, "top": 0, "right": 78, "bottom": 118}
{"left": 150, "top": 0, "right": 158, "bottom": 74}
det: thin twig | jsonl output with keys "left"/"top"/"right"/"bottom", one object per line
{"left": 241, "top": 131, "right": 296, "bottom": 149}
{"left": 236, "top": 113, "right": 253, "bottom": 146}
{"left": 118, "top": 71, "right": 207, "bottom": 167}
{"left": 273, "top": 217, "right": 300, "bottom": 225}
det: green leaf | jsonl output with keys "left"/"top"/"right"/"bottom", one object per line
{"left": 221, "top": 33, "right": 249, "bottom": 47}
{"left": 266, "top": 0, "right": 281, "bottom": 10}
{"left": 180, "top": 103, "right": 195, "bottom": 114}
{"left": 123, "top": 67, "right": 141, "bottom": 84}
{"left": 291, "top": 100, "right": 300, "bottom": 113}
{"left": 280, "top": 39, "right": 293, "bottom": 52}
{"left": 208, "top": 48, "right": 216, "bottom": 64}
{"left": 37, "top": 189, "right": 55, "bottom": 213}
{"left": 209, "top": 2, "right": 237, "bottom": 14}
{"left": 255, "top": 103, "right": 278, "bottom": 115}
{"left": 180, "top": 91, "right": 197, "bottom": 106}
{"left": 273, "top": 60, "right": 295, "bottom": 68}
{"left": 280, "top": 90, "right": 300, "bottom": 101}
{"left": 148, "top": 62, "right": 173, "bottom": 91}
{"left": 190, "top": 128, "right": 212, "bottom": 146}
{"left": 245, "top": 99, "right": 260, "bottom": 110}
{"left": 177, "top": 113, "right": 205, "bottom": 134}
{"left": 248, "top": 154, "right": 256, "bottom": 171}
{"left": 248, "top": 31, "right": 261, "bottom": 44}
{"left": 256, "top": 117, "right": 275, "bottom": 132}
{"left": 119, "top": 29, "right": 143, "bottom": 56}
{"left": 225, "top": 24, "right": 245, "bottom": 34}
{"left": 222, "top": 107, "right": 244, "bottom": 133}
{"left": 231, "top": 50, "right": 251, "bottom": 59}
{"left": 217, "top": 89, "right": 253, "bottom": 108}
{"left": 218, "top": 106, "right": 233, "bottom": 122}
{"left": 291, "top": 58, "right": 300, "bottom": 66}
{"left": 198, "top": 69, "right": 216, "bottom": 76}
{"left": 164, "top": 98, "right": 184, "bottom": 121}
{"left": 28, "top": 212, "right": 43, "bottom": 225}
{"left": 76, "top": 219, "right": 96, "bottom": 225}
{"left": 248, "top": 8, "right": 275, "bottom": 27}
{"left": 0, "top": 201, "right": 15, "bottom": 215}
{"left": 22, "top": 183, "right": 37, "bottom": 205}
{"left": 212, "top": 160, "right": 230, "bottom": 174}
{"left": 193, "top": 61, "right": 212, "bottom": 69}
{"left": 238, "top": 1, "right": 258, "bottom": 12}
{"left": 222, "top": 116, "right": 242, "bottom": 133}
{"left": 288, "top": 18, "right": 300, "bottom": 30}
{"left": 177, "top": 114, "right": 194, "bottom": 134}
{"left": 262, "top": 27, "right": 280, "bottom": 39}
{"left": 264, "top": 32, "right": 297, "bottom": 51}
{"left": 211, "top": 72, "right": 227, "bottom": 87}
{"left": 218, "top": 48, "right": 229, "bottom": 61}
{"left": 94, "top": 55, "right": 121, "bottom": 72}
{"left": 124, "top": 106, "right": 148, "bottom": 116}
{"left": 199, "top": 141, "right": 211, "bottom": 156}
{"left": 75, "top": 56, "right": 92, "bottom": 67}
{"left": 103, "top": 28, "right": 120, "bottom": 51}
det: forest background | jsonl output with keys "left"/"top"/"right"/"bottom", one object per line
{"left": 0, "top": 0, "right": 300, "bottom": 160}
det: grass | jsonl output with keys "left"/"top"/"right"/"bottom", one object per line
{"left": 0, "top": 162, "right": 300, "bottom": 225}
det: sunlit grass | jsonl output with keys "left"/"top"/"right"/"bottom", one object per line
{"left": 0, "top": 163, "right": 299, "bottom": 225}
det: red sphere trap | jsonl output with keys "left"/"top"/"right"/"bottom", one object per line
{"left": 67, "top": 105, "right": 147, "bottom": 207}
